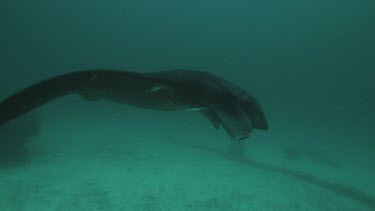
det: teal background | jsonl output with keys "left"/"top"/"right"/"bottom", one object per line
{"left": 1, "top": 1, "right": 374, "bottom": 210}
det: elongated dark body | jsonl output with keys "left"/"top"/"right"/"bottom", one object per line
{"left": 0, "top": 69, "right": 268, "bottom": 140}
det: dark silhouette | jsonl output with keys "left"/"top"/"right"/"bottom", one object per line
{"left": 0, "top": 69, "right": 267, "bottom": 140}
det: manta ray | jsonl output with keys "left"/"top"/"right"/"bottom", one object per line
{"left": 0, "top": 69, "right": 268, "bottom": 140}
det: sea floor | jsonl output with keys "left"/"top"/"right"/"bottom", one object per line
{"left": 0, "top": 102, "right": 374, "bottom": 210}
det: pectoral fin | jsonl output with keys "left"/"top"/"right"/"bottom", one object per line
{"left": 199, "top": 109, "right": 221, "bottom": 129}
{"left": 211, "top": 103, "right": 253, "bottom": 141}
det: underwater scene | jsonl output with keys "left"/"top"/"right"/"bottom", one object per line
{"left": 1, "top": 1, "right": 374, "bottom": 210}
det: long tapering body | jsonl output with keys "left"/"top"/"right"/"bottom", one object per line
{"left": 0, "top": 69, "right": 268, "bottom": 140}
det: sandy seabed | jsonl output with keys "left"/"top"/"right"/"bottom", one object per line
{"left": 0, "top": 104, "right": 374, "bottom": 211}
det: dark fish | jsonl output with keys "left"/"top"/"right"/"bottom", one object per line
{"left": 0, "top": 69, "right": 268, "bottom": 140}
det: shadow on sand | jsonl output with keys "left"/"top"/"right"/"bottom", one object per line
{"left": 282, "top": 146, "right": 341, "bottom": 169}
{"left": 175, "top": 140, "right": 375, "bottom": 209}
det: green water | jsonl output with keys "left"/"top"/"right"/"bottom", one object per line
{"left": 1, "top": 1, "right": 374, "bottom": 210}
